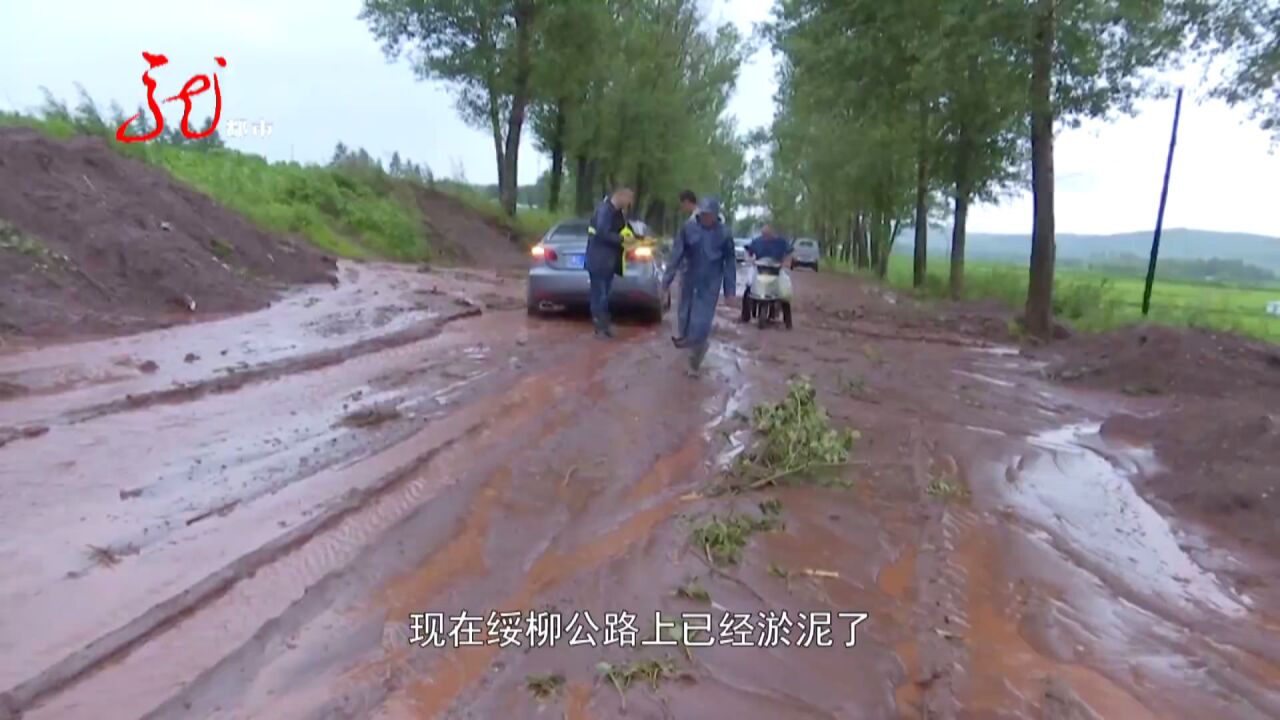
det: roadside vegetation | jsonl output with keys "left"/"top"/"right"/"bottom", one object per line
{"left": 3, "top": 93, "right": 431, "bottom": 260}
{"left": 0, "top": 89, "right": 563, "bottom": 260}
{"left": 828, "top": 253, "right": 1280, "bottom": 344}
{"left": 753, "top": 0, "right": 1280, "bottom": 340}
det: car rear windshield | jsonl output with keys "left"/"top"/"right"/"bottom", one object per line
{"left": 796, "top": 240, "right": 817, "bottom": 248}
{"left": 548, "top": 222, "right": 589, "bottom": 243}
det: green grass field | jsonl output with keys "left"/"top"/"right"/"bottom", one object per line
{"left": 832, "top": 254, "right": 1280, "bottom": 344}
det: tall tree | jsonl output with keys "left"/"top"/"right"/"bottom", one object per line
{"left": 1019, "top": 0, "right": 1204, "bottom": 337}
{"left": 362, "top": 0, "right": 546, "bottom": 216}
{"left": 331, "top": 142, "right": 350, "bottom": 166}
{"left": 935, "top": 0, "right": 1027, "bottom": 299}
{"left": 528, "top": 0, "right": 609, "bottom": 213}
{"left": 1025, "top": 0, "right": 1056, "bottom": 337}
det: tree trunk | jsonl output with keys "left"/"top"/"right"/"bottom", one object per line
{"left": 492, "top": 127, "right": 506, "bottom": 209}
{"left": 881, "top": 216, "right": 898, "bottom": 278}
{"left": 645, "top": 199, "right": 663, "bottom": 231}
{"left": 574, "top": 155, "right": 596, "bottom": 215}
{"left": 855, "top": 212, "right": 870, "bottom": 269}
{"left": 871, "top": 215, "right": 890, "bottom": 279}
{"left": 950, "top": 181, "right": 971, "bottom": 300}
{"left": 499, "top": 3, "right": 536, "bottom": 217}
{"left": 1025, "top": 0, "right": 1057, "bottom": 338}
{"left": 950, "top": 130, "right": 972, "bottom": 300}
{"left": 913, "top": 101, "right": 930, "bottom": 288}
{"left": 547, "top": 104, "right": 566, "bottom": 212}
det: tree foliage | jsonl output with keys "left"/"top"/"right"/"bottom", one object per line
{"left": 363, "top": 0, "right": 747, "bottom": 230}
{"left": 761, "top": 0, "right": 1270, "bottom": 338}
{"left": 362, "top": 0, "right": 542, "bottom": 216}
{"left": 528, "top": 0, "right": 747, "bottom": 230}
{"left": 1194, "top": 0, "right": 1280, "bottom": 141}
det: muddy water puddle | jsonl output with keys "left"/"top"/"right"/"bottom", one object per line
{"left": 0, "top": 263, "right": 483, "bottom": 429}
{"left": 1009, "top": 422, "right": 1248, "bottom": 617}
{"left": 948, "top": 412, "right": 1280, "bottom": 717}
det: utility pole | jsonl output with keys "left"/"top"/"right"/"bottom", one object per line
{"left": 1142, "top": 88, "right": 1183, "bottom": 316}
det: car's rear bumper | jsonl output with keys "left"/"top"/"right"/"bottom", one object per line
{"left": 527, "top": 267, "right": 665, "bottom": 308}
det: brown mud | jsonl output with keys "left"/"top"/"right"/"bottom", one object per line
{"left": 0, "top": 265, "right": 1277, "bottom": 719}
{"left": 0, "top": 127, "right": 335, "bottom": 341}
{"left": 1036, "top": 325, "right": 1280, "bottom": 564}
{"left": 412, "top": 187, "right": 532, "bottom": 269}
{"left": 0, "top": 129, "right": 530, "bottom": 345}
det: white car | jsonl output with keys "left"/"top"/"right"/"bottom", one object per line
{"left": 792, "top": 238, "right": 820, "bottom": 271}
{"left": 733, "top": 237, "right": 751, "bottom": 263}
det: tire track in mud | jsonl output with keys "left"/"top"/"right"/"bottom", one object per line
{"left": 898, "top": 428, "right": 1168, "bottom": 720}
{"left": 4, "top": 413, "right": 488, "bottom": 716}
{"left": 159, "top": 340, "right": 736, "bottom": 719}
{"left": 15, "top": 326, "right": 688, "bottom": 720}
{"left": 901, "top": 413, "right": 1280, "bottom": 718}
{"left": 55, "top": 307, "right": 483, "bottom": 427}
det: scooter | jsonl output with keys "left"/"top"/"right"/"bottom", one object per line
{"left": 744, "top": 257, "right": 792, "bottom": 330}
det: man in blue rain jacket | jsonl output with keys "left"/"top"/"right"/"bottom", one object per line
{"left": 671, "top": 189, "right": 699, "bottom": 344}
{"left": 662, "top": 197, "right": 736, "bottom": 374}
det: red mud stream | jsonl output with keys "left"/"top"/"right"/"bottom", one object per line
{"left": 1, "top": 264, "right": 1276, "bottom": 719}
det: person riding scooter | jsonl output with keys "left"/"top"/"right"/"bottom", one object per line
{"left": 741, "top": 224, "right": 793, "bottom": 323}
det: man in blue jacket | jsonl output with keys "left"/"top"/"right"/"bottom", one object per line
{"left": 585, "top": 187, "right": 634, "bottom": 339}
{"left": 662, "top": 198, "right": 736, "bottom": 375}
{"left": 671, "top": 189, "right": 699, "bottom": 344}
{"left": 742, "top": 223, "right": 792, "bottom": 322}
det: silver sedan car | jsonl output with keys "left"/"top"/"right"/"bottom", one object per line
{"left": 792, "top": 237, "right": 821, "bottom": 271}
{"left": 526, "top": 218, "right": 670, "bottom": 323}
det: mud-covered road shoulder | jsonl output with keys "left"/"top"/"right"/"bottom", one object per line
{"left": 4, "top": 265, "right": 1279, "bottom": 719}
{"left": 1034, "top": 324, "right": 1280, "bottom": 559}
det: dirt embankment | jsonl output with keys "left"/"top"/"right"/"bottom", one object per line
{"left": 0, "top": 128, "right": 337, "bottom": 340}
{"left": 1039, "top": 324, "right": 1280, "bottom": 555}
{"left": 0, "top": 129, "right": 532, "bottom": 344}
{"left": 813, "top": 271, "right": 1280, "bottom": 559}
{"left": 412, "top": 187, "right": 532, "bottom": 270}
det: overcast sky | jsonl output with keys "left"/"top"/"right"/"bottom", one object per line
{"left": 2, "top": 0, "right": 1277, "bottom": 237}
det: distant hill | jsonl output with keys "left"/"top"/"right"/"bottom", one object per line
{"left": 895, "top": 227, "right": 1280, "bottom": 273}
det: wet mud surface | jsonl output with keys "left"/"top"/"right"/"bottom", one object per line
{"left": 1, "top": 265, "right": 1277, "bottom": 719}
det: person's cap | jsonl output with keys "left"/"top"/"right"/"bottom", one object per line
{"left": 697, "top": 197, "right": 720, "bottom": 216}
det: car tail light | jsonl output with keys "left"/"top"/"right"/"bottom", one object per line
{"left": 531, "top": 245, "right": 557, "bottom": 262}
{"left": 627, "top": 245, "right": 653, "bottom": 262}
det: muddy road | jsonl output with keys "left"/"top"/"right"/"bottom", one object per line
{"left": 0, "top": 263, "right": 1277, "bottom": 719}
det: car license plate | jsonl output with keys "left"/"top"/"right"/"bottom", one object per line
{"left": 565, "top": 254, "right": 585, "bottom": 269}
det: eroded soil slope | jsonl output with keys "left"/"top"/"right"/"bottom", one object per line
{"left": 413, "top": 187, "right": 531, "bottom": 269}
{"left": 0, "top": 128, "right": 336, "bottom": 340}
{"left": 1040, "top": 325, "right": 1280, "bottom": 554}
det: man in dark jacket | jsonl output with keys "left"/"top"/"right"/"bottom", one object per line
{"left": 741, "top": 223, "right": 793, "bottom": 322}
{"left": 586, "top": 187, "right": 634, "bottom": 338}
